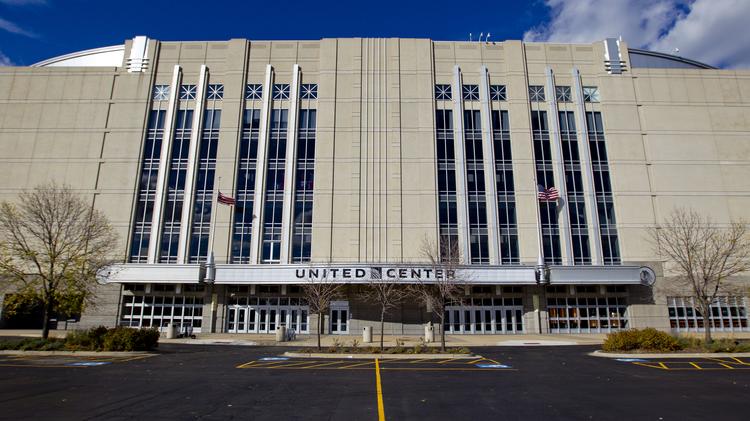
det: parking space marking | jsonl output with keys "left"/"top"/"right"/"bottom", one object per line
{"left": 340, "top": 361, "right": 375, "bottom": 369}
{"left": 628, "top": 357, "right": 750, "bottom": 371}
{"left": 303, "top": 361, "right": 346, "bottom": 369}
{"left": 0, "top": 354, "right": 155, "bottom": 368}
{"left": 375, "top": 359, "right": 385, "bottom": 421}
{"left": 236, "top": 357, "right": 516, "bottom": 371}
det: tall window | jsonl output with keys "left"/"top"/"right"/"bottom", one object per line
{"left": 159, "top": 109, "right": 193, "bottom": 263}
{"left": 291, "top": 110, "right": 317, "bottom": 262}
{"left": 231, "top": 109, "right": 260, "bottom": 263}
{"left": 464, "top": 110, "right": 489, "bottom": 264}
{"left": 188, "top": 109, "right": 221, "bottom": 263}
{"left": 129, "top": 109, "right": 165, "bottom": 262}
{"left": 559, "top": 111, "right": 591, "bottom": 264}
{"left": 435, "top": 109, "right": 458, "bottom": 260}
{"left": 261, "top": 109, "right": 288, "bottom": 263}
{"left": 492, "top": 110, "right": 519, "bottom": 264}
{"left": 532, "top": 110, "right": 562, "bottom": 264}
{"left": 586, "top": 111, "right": 621, "bottom": 264}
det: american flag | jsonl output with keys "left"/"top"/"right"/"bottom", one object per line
{"left": 537, "top": 185, "right": 560, "bottom": 201}
{"left": 217, "top": 191, "right": 236, "bottom": 206}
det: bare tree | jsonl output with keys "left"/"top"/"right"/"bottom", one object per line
{"left": 359, "top": 281, "right": 410, "bottom": 351}
{"left": 301, "top": 277, "right": 343, "bottom": 350}
{"left": 649, "top": 208, "right": 750, "bottom": 343}
{"left": 0, "top": 183, "right": 118, "bottom": 339}
{"left": 409, "top": 237, "right": 466, "bottom": 351}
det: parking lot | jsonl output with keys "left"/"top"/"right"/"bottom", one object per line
{"left": 0, "top": 344, "right": 748, "bottom": 420}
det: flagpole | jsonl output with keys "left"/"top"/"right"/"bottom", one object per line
{"left": 533, "top": 179, "right": 545, "bottom": 267}
{"left": 206, "top": 176, "right": 221, "bottom": 283}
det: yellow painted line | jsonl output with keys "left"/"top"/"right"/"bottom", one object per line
{"left": 232, "top": 366, "right": 517, "bottom": 372}
{"left": 236, "top": 360, "right": 257, "bottom": 369}
{"left": 436, "top": 359, "right": 456, "bottom": 364}
{"left": 705, "top": 357, "right": 734, "bottom": 364}
{"left": 467, "top": 358, "right": 485, "bottom": 364}
{"left": 0, "top": 363, "right": 84, "bottom": 368}
{"left": 303, "top": 361, "right": 345, "bottom": 369}
{"left": 375, "top": 359, "right": 385, "bottom": 421}
{"left": 118, "top": 355, "right": 154, "bottom": 363}
{"left": 731, "top": 357, "right": 750, "bottom": 365}
{"left": 271, "top": 361, "right": 317, "bottom": 368}
{"left": 689, "top": 362, "right": 703, "bottom": 370}
{"left": 381, "top": 367, "right": 518, "bottom": 372}
{"left": 408, "top": 358, "right": 430, "bottom": 364}
{"left": 719, "top": 363, "right": 735, "bottom": 369}
{"left": 340, "top": 361, "right": 374, "bottom": 369}
{"left": 632, "top": 362, "right": 668, "bottom": 370}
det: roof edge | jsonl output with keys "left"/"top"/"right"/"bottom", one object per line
{"left": 628, "top": 48, "right": 716, "bottom": 70}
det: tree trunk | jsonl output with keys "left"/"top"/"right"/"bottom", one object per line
{"left": 440, "top": 317, "right": 446, "bottom": 351}
{"left": 703, "top": 313, "right": 712, "bottom": 344}
{"left": 380, "top": 309, "right": 385, "bottom": 351}
{"left": 41, "top": 295, "right": 53, "bottom": 340}
{"left": 317, "top": 311, "right": 323, "bottom": 350}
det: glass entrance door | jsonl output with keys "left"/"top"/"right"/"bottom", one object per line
{"left": 227, "top": 305, "right": 248, "bottom": 333}
{"left": 330, "top": 301, "right": 349, "bottom": 334}
{"left": 225, "top": 296, "right": 310, "bottom": 334}
{"left": 444, "top": 297, "right": 524, "bottom": 334}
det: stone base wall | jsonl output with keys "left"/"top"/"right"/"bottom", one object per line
{"left": 78, "top": 283, "right": 122, "bottom": 329}
{"left": 627, "top": 304, "right": 671, "bottom": 331}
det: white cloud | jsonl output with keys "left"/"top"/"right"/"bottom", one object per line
{"left": 0, "top": 50, "right": 13, "bottom": 66}
{"left": 0, "top": 16, "right": 36, "bottom": 37}
{"left": 524, "top": 0, "right": 750, "bottom": 69}
{"left": 649, "top": 0, "right": 750, "bottom": 69}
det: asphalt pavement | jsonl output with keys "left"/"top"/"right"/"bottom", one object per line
{"left": 0, "top": 344, "right": 748, "bottom": 420}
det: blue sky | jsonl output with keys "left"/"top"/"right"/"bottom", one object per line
{"left": 1, "top": 0, "right": 749, "bottom": 68}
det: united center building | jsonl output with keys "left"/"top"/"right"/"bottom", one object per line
{"left": 1, "top": 36, "right": 748, "bottom": 336}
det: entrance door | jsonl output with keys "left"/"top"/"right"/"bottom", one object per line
{"left": 227, "top": 306, "right": 248, "bottom": 333}
{"left": 330, "top": 301, "right": 349, "bottom": 334}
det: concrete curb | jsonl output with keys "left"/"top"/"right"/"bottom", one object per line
{"left": 589, "top": 350, "right": 750, "bottom": 359}
{"left": 160, "top": 339, "right": 259, "bottom": 346}
{"left": 283, "top": 351, "right": 476, "bottom": 360}
{"left": 0, "top": 350, "right": 154, "bottom": 357}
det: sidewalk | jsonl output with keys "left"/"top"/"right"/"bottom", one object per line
{"left": 160, "top": 332, "right": 610, "bottom": 347}
{"left": 4, "top": 329, "right": 749, "bottom": 348}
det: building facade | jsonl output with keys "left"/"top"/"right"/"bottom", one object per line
{"left": 0, "top": 36, "right": 748, "bottom": 335}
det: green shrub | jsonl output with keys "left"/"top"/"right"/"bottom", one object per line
{"left": 603, "top": 328, "right": 682, "bottom": 352}
{"left": 102, "top": 327, "right": 160, "bottom": 351}
{"left": 0, "top": 339, "right": 24, "bottom": 350}
{"left": 64, "top": 326, "right": 107, "bottom": 351}
{"left": 704, "top": 338, "right": 750, "bottom": 353}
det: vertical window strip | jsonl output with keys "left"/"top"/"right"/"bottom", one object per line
{"left": 531, "top": 110, "right": 562, "bottom": 265}
{"left": 231, "top": 109, "right": 261, "bottom": 263}
{"left": 559, "top": 111, "right": 591, "bottom": 265}
{"left": 261, "top": 109, "right": 289, "bottom": 263}
{"left": 491, "top": 110, "right": 519, "bottom": 264}
{"left": 291, "top": 109, "right": 317, "bottom": 263}
{"left": 188, "top": 109, "right": 222, "bottom": 263}
{"left": 129, "top": 109, "right": 166, "bottom": 262}
{"left": 435, "top": 109, "right": 458, "bottom": 261}
{"left": 586, "top": 111, "right": 621, "bottom": 265}
{"left": 159, "top": 109, "right": 194, "bottom": 263}
{"left": 464, "top": 109, "right": 489, "bottom": 264}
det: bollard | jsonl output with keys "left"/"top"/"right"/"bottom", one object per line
{"left": 166, "top": 322, "right": 176, "bottom": 339}
{"left": 424, "top": 322, "right": 434, "bottom": 343}
{"left": 276, "top": 326, "right": 287, "bottom": 342}
{"left": 362, "top": 326, "right": 372, "bottom": 343}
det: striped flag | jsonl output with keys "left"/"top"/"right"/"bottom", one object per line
{"left": 537, "top": 185, "right": 560, "bottom": 201}
{"left": 217, "top": 191, "right": 236, "bottom": 206}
